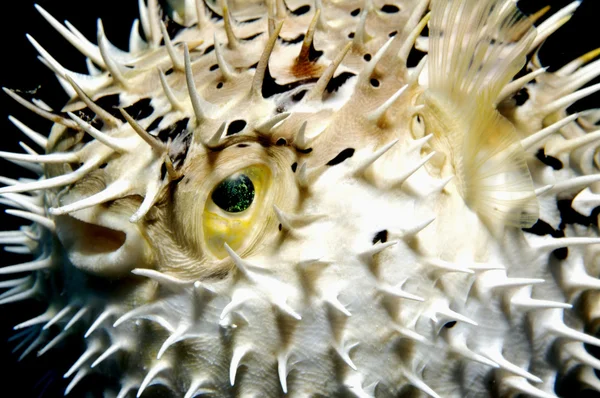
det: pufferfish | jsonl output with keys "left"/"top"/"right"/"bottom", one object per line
{"left": 2, "top": 0, "right": 600, "bottom": 396}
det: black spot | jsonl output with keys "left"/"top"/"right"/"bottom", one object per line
{"left": 297, "top": 148, "right": 313, "bottom": 154}
{"left": 558, "top": 199, "right": 600, "bottom": 229}
{"left": 372, "top": 230, "right": 388, "bottom": 244}
{"left": 348, "top": 32, "right": 355, "bottom": 39}
{"left": 381, "top": 4, "right": 400, "bottom": 13}
{"left": 326, "top": 72, "right": 357, "bottom": 93}
{"left": 514, "top": 88, "right": 529, "bottom": 106}
{"left": 389, "top": 30, "right": 398, "bottom": 37}
{"left": 157, "top": 118, "right": 190, "bottom": 143}
{"left": 523, "top": 219, "right": 557, "bottom": 236}
{"left": 147, "top": 116, "right": 164, "bottom": 133}
{"left": 535, "top": 149, "right": 563, "bottom": 170}
{"left": 99, "top": 162, "right": 108, "bottom": 169}
{"left": 291, "top": 162, "right": 298, "bottom": 172}
{"left": 281, "top": 34, "right": 305, "bottom": 45}
{"left": 160, "top": 163, "right": 168, "bottom": 180}
{"left": 227, "top": 120, "right": 247, "bottom": 136}
{"left": 276, "top": 138, "right": 287, "bottom": 146}
{"left": 203, "top": 45, "right": 215, "bottom": 55}
{"left": 165, "top": 68, "right": 174, "bottom": 76}
{"left": 123, "top": 98, "right": 154, "bottom": 120}
{"left": 217, "top": 82, "right": 224, "bottom": 89}
{"left": 291, "top": 5, "right": 311, "bottom": 15}
{"left": 241, "top": 32, "right": 264, "bottom": 42}
{"left": 307, "top": 41, "right": 324, "bottom": 62}
{"left": 276, "top": 106, "right": 285, "bottom": 113}
{"left": 261, "top": 66, "right": 318, "bottom": 98}
{"left": 370, "top": 78, "right": 380, "bottom": 87}
{"left": 326, "top": 148, "right": 355, "bottom": 166}
{"left": 523, "top": 218, "right": 568, "bottom": 260}
{"left": 209, "top": 64, "right": 219, "bottom": 71}
{"left": 406, "top": 48, "right": 427, "bottom": 68}
{"left": 237, "top": 144, "right": 249, "bottom": 148}
{"left": 292, "top": 90, "right": 307, "bottom": 102}
{"left": 444, "top": 321, "right": 457, "bottom": 329}
{"left": 240, "top": 17, "right": 261, "bottom": 24}
{"left": 363, "top": 54, "right": 372, "bottom": 62}
{"left": 278, "top": 223, "right": 283, "bottom": 231}
{"left": 351, "top": 8, "right": 361, "bottom": 16}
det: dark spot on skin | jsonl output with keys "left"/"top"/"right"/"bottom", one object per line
{"left": 558, "top": 199, "right": 600, "bottom": 229}
{"left": 291, "top": 162, "right": 298, "bottom": 172}
{"left": 276, "top": 106, "right": 285, "bottom": 113}
{"left": 370, "top": 78, "right": 380, "bottom": 87}
{"left": 514, "top": 88, "right": 529, "bottom": 106}
{"left": 237, "top": 144, "right": 249, "bottom": 148}
{"left": 226, "top": 120, "right": 247, "bottom": 136}
{"left": 291, "top": 5, "right": 310, "bottom": 15}
{"left": 327, "top": 148, "right": 355, "bottom": 166}
{"left": 297, "top": 148, "right": 313, "bottom": 154}
{"left": 372, "top": 230, "right": 388, "bottom": 244}
{"left": 308, "top": 41, "right": 324, "bottom": 62}
{"left": 326, "top": 72, "right": 356, "bottom": 93}
{"left": 124, "top": 98, "right": 154, "bottom": 120}
{"left": 99, "top": 163, "right": 108, "bottom": 169}
{"left": 406, "top": 48, "right": 427, "bottom": 68}
{"left": 381, "top": 4, "right": 400, "bottom": 13}
{"left": 279, "top": 223, "right": 282, "bottom": 231}
{"left": 281, "top": 34, "right": 305, "bottom": 45}
{"left": 217, "top": 82, "right": 224, "bottom": 89}
{"left": 292, "top": 90, "right": 307, "bottom": 102}
{"left": 240, "top": 17, "right": 261, "bottom": 24}
{"left": 165, "top": 68, "right": 174, "bottom": 76}
{"left": 261, "top": 66, "right": 319, "bottom": 98}
{"left": 160, "top": 163, "right": 168, "bottom": 180}
{"left": 241, "top": 32, "right": 264, "bottom": 42}
{"left": 147, "top": 116, "right": 164, "bottom": 132}
{"left": 444, "top": 321, "right": 457, "bottom": 329}
{"left": 157, "top": 118, "right": 190, "bottom": 143}
{"left": 203, "top": 45, "right": 215, "bottom": 55}
{"left": 389, "top": 30, "right": 398, "bottom": 37}
{"left": 348, "top": 32, "right": 355, "bottom": 39}
{"left": 535, "top": 149, "right": 563, "bottom": 170}
{"left": 523, "top": 218, "right": 568, "bottom": 260}
{"left": 276, "top": 138, "right": 287, "bottom": 146}
{"left": 210, "top": 64, "right": 219, "bottom": 71}
{"left": 363, "top": 54, "right": 372, "bottom": 62}
{"left": 351, "top": 8, "right": 361, "bottom": 16}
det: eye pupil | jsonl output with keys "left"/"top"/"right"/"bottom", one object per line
{"left": 212, "top": 174, "right": 255, "bottom": 213}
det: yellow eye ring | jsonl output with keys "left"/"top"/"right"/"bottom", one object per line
{"left": 202, "top": 165, "right": 271, "bottom": 258}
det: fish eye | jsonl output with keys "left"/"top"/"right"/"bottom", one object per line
{"left": 211, "top": 173, "right": 255, "bottom": 213}
{"left": 202, "top": 165, "right": 271, "bottom": 258}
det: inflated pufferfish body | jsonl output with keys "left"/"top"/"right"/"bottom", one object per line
{"left": 2, "top": 0, "right": 600, "bottom": 396}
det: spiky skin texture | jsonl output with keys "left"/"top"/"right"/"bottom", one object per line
{"left": 3, "top": 0, "right": 600, "bottom": 397}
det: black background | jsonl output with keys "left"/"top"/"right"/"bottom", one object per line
{"left": 0, "top": 0, "right": 600, "bottom": 396}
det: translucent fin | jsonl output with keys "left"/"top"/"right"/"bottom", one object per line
{"left": 425, "top": 0, "right": 538, "bottom": 227}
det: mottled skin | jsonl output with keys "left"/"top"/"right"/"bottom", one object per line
{"left": 2, "top": 0, "right": 600, "bottom": 397}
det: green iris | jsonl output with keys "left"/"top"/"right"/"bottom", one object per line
{"left": 212, "top": 174, "right": 255, "bottom": 213}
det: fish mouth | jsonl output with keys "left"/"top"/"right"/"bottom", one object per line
{"left": 56, "top": 215, "right": 127, "bottom": 255}
{"left": 54, "top": 203, "right": 151, "bottom": 277}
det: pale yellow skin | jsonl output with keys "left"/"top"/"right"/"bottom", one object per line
{"left": 3, "top": 0, "right": 600, "bottom": 397}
